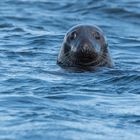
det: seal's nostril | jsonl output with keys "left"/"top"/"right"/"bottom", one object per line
{"left": 83, "top": 43, "right": 89, "bottom": 50}
{"left": 80, "top": 43, "right": 90, "bottom": 51}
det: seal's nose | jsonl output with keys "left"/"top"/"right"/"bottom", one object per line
{"left": 79, "top": 42, "right": 94, "bottom": 53}
{"left": 81, "top": 43, "right": 90, "bottom": 51}
{"left": 75, "top": 41, "right": 98, "bottom": 64}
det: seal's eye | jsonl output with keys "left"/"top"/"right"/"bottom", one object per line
{"left": 69, "top": 31, "right": 77, "bottom": 40}
{"left": 93, "top": 32, "right": 100, "bottom": 40}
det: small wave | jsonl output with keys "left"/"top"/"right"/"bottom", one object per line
{"left": 103, "top": 7, "right": 130, "bottom": 14}
{"left": 1, "top": 49, "right": 46, "bottom": 59}
{"left": 0, "top": 23, "right": 14, "bottom": 28}
{"left": 131, "top": 120, "right": 140, "bottom": 125}
{"left": 98, "top": 70, "right": 140, "bottom": 86}
{"left": 4, "top": 16, "right": 34, "bottom": 22}
{"left": 27, "top": 38, "right": 47, "bottom": 46}
{"left": 11, "top": 27, "right": 25, "bottom": 32}
{"left": 102, "top": 6, "right": 140, "bottom": 20}
{"left": 129, "top": 88, "right": 140, "bottom": 95}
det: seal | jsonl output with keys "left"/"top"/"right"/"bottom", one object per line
{"left": 57, "top": 25, "right": 113, "bottom": 70}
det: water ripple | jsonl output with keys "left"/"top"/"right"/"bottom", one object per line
{"left": 0, "top": 0, "right": 140, "bottom": 140}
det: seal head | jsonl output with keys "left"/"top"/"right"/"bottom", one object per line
{"left": 57, "top": 25, "right": 113, "bottom": 69}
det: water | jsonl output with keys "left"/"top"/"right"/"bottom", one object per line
{"left": 0, "top": 0, "right": 140, "bottom": 139}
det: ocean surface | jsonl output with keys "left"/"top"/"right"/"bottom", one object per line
{"left": 0, "top": 0, "right": 140, "bottom": 139}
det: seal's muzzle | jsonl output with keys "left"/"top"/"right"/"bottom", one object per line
{"left": 74, "top": 42, "right": 98, "bottom": 64}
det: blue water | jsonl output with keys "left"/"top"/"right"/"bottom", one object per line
{"left": 0, "top": 0, "right": 140, "bottom": 139}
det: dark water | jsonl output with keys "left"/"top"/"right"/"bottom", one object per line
{"left": 0, "top": 0, "right": 140, "bottom": 139}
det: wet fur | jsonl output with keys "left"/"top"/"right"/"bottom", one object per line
{"left": 57, "top": 25, "right": 113, "bottom": 70}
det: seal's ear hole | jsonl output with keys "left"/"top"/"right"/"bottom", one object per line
{"left": 69, "top": 31, "right": 77, "bottom": 40}
{"left": 93, "top": 32, "right": 100, "bottom": 40}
